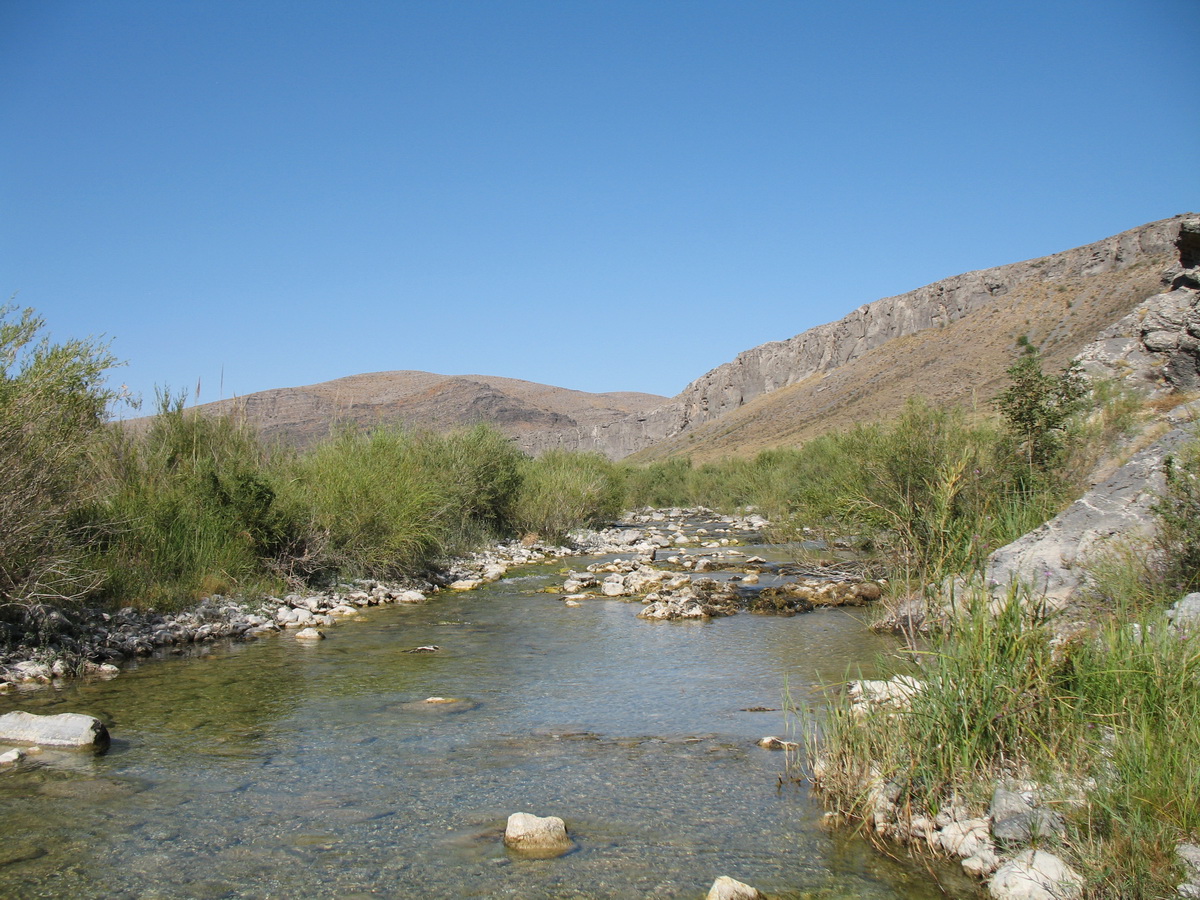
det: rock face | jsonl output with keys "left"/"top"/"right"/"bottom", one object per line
{"left": 502, "top": 812, "right": 574, "bottom": 858}
{"left": 984, "top": 401, "right": 1200, "bottom": 608}
{"left": 0, "top": 711, "right": 110, "bottom": 751}
{"left": 592, "top": 215, "right": 1186, "bottom": 459}
{"left": 1077, "top": 215, "right": 1200, "bottom": 391}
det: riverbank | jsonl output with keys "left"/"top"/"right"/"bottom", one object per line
{"left": 0, "top": 506, "right": 787, "bottom": 692}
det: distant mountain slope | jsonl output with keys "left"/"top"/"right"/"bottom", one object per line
{"left": 615, "top": 215, "right": 1188, "bottom": 461}
{"left": 169, "top": 214, "right": 1192, "bottom": 462}
{"left": 187, "top": 371, "right": 666, "bottom": 454}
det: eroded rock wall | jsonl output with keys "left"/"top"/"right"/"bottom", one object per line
{"left": 584, "top": 215, "right": 1187, "bottom": 459}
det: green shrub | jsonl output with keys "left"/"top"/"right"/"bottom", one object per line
{"left": 82, "top": 392, "right": 298, "bottom": 608}
{"left": 512, "top": 449, "right": 623, "bottom": 541}
{"left": 1154, "top": 440, "right": 1200, "bottom": 593}
{"left": 281, "top": 427, "right": 451, "bottom": 579}
{"left": 406, "top": 424, "right": 525, "bottom": 551}
{"left": 0, "top": 305, "right": 117, "bottom": 611}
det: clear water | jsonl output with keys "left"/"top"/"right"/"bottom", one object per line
{"left": 0, "top": 559, "right": 979, "bottom": 899}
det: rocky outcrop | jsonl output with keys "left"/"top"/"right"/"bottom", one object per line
{"left": 984, "top": 401, "right": 1200, "bottom": 609}
{"left": 585, "top": 215, "right": 1187, "bottom": 458}
{"left": 1076, "top": 216, "right": 1200, "bottom": 391}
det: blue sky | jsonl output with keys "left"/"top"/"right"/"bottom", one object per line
{"left": 2, "top": 0, "right": 1196, "bottom": 412}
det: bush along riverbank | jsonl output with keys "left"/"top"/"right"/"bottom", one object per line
{"left": 0, "top": 505, "right": 781, "bottom": 689}
{"left": 796, "top": 411, "right": 1200, "bottom": 895}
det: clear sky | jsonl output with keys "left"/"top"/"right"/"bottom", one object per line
{"left": 2, "top": 0, "right": 1196, "bottom": 413}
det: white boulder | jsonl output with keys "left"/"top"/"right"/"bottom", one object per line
{"left": 706, "top": 876, "right": 765, "bottom": 899}
{"left": 503, "top": 812, "right": 574, "bottom": 857}
{"left": 0, "top": 711, "right": 109, "bottom": 750}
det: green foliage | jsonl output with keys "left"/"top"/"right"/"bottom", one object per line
{"left": 511, "top": 449, "right": 623, "bottom": 541}
{"left": 81, "top": 392, "right": 298, "bottom": 607}
{"left": 406, "top": 424, "right": 525, "bottom": 549}
{"left": 625, "top": 399, "right": 1062, "bottom": 578}
{"left": 1153, "top": 440, "right": 1200, "bottom": 593}
{"left": 0, "top": 305, "right": 118, "bottom": 609}
{"left": 995, "top": 350, "right": 1087, "bottom": 470}
{"left": 813, "top": 594, "right": 1068, "bottom": 812}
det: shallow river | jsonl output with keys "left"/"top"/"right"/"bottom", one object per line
{"left": 0, "top": 555, "right": 978, "bottom": 899}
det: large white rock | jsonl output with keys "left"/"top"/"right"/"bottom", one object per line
{"left": 0, "top": 711, "right": 109, "bottom": 750}
{"left": 706, "top": 876, "right": 765, "bottom": 900}
{"left": 503, "top": 812, "right": 574, "bottom": 857}
{"left": 989, "top": 849, "right": 1083, "bottom": 900}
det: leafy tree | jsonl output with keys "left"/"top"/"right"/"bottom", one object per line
{"left": 995, "top": 349, "right": 1087, "bottom": 470}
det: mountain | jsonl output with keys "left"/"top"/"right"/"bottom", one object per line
{"left": 614, "top": 214, "right": 1189, "bottom": 461}
{"left": 178, "top": 214, "right": 1195, "bottom": 461}
{"left": 186, "top": 370, "right": 666, "bottom": 455}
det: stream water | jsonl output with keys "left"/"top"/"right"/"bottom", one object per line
{"left": 0, "top": 551, "right": 979, "bottom": 899}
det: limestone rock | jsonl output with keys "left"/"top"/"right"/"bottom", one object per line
{"left": 0, "top": 711, "right": 110, "bottom": 750}
{"left": 985, "top": 404, "right": 1200, "bottom": 609}
{"left": 936, "top": 818, "right": 992, "bottom": 860}
{"left": 847, "top": 675, "right": 922, "bottom": 717}
{"left": 963, "top": 848, "right": 1001, "bottom": 878}
{"left": 706, "top": 876, "right": 765, "bottom": 899}
{"left": 294, "top": 627, "right": 325, "bottom": 641}
{"left": 988, "top": 849, "right": 1082, "bottom": 900}
{"left": 0, "top": 748, "right": 25, "bottom": 765}
{"left": 502, "top": 812, "right": 574, "bottom": 858}
{"left": 1168, "top": 594, "right": 1200, "bottom": 632}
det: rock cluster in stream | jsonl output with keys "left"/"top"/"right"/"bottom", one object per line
{"left": 549, "top": 507, "right": 879, "bottom": 621}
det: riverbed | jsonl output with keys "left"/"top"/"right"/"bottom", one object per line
{"left": 0, "top": 553, "right": 979, "bottom": 899}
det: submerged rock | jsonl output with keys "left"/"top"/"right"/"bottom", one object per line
{"left": 0, "top": 711, "right": 109, "bottom": 751}
{"left": 757, "top": 736, "right": 798, "bottom": 751}
{"left": 502, "top": 812, "right": 574, "bottom": 857}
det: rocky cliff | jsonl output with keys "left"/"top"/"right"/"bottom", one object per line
{"left": 571, "top": 215, "right": 1188, "bottom": 459}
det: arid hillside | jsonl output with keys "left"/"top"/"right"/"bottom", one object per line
{"left": 627, "top": 256, "right": 1172, "bottom": 463}
{"left": 183, "top": 371, "right": 666, "bottom": 455}
{"left": 168, "top": 215, "right": 1194, "bottom": 462}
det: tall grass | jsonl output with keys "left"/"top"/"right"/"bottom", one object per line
{"left": 81, "top": 393, "right": 297, "bottom": 607}
{"left": 624, "top": 399, "right": 1069, "bottom": 578}
{"left": 280, "top": 425, "right": 526, "bottom": 579}
{"left": 510, "top": 449, "right": 623, "bottom": 541}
